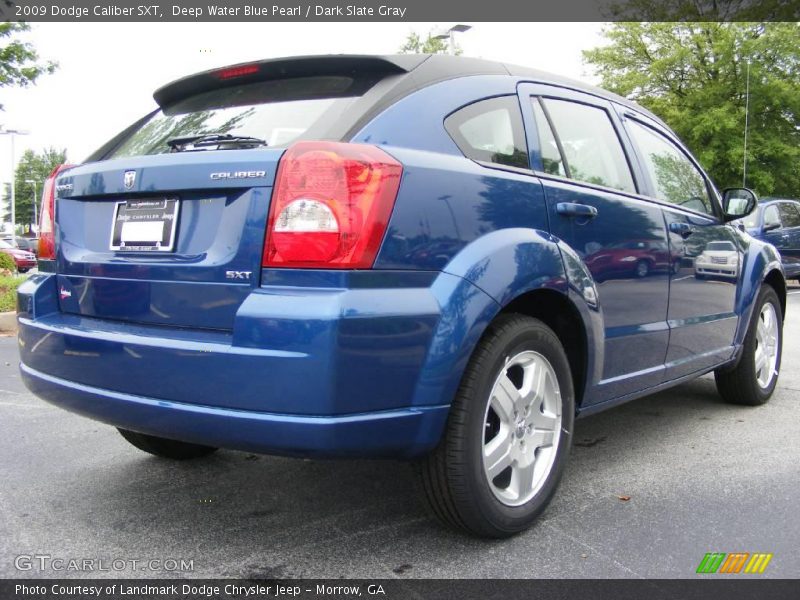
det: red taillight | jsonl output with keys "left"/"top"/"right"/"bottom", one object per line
{"left": 38, "top": 164, "right": 72, "bottom": 260}
{"left": 263, "top": 142, "right": 403, "bottom": 269}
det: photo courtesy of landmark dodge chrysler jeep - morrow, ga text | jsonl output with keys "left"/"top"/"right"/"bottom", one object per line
{"left": 17, "top": 55, "right": 785, "bottom": 537}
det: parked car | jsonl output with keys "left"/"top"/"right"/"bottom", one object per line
{"left": 695, "top": 240, "right": 740, "bottom": 279}
{"left": 17, "top": 55, "right": 785, "bottom": 538}
{"left": 0, "top": 239, "right": 36, "bottom": 272}
{"left": 738, "top": 198, "right": 800, "bottom": 281}
{"left": 3, "top": 236, "right": 39, "bottom": 258}
{"left": 583, "top": 239, "right": 680, "bottom": 281}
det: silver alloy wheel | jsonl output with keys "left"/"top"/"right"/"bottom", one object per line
{"left": 482, "top": 351, "right": 562, "bottom": 507}
{"left": 754, "top": 302, "right": 779, "bottom": 389}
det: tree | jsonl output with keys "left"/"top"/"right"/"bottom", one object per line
{"left": 0, "top": 23, "right": 58, "bottom": 109}
{"left": 583, "top": 22, "right": 800, "bottom": 196}
{"left": 604, "top": 0, "right": 798, "bottom": 21}
{"left": 7, "top": 147, "right": 67, "bottom": 228}
{"left": 399, "top": 30, "right": 462, "bottom": 55}
{"left": 0, "top": 182, "right": 9, "bottom": 226}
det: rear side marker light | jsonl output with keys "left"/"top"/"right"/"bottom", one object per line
{"left": 263, "top": 141, "right": 403, "bottom": 269}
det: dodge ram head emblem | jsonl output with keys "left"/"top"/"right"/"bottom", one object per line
{"left": 123, "top": 170, "right": 136, "bottom": 190}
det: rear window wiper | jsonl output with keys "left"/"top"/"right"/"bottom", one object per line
{"left": 166, "top": 133, "right": 267, "bottom": 151}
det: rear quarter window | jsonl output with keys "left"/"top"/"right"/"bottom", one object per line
{"left": 444, "top": 96, "right": 529, "bottom": 170}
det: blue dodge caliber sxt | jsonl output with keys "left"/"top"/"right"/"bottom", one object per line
{"left": 18, "top": 55, "right": 785, "bottom": 537}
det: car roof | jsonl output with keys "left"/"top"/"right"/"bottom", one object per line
{"left": 153, "top": 53, "right": 667, "bottom": 129}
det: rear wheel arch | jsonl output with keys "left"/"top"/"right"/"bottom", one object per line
{"left": 499, "top": 289, "right": 588, "bottom": 409}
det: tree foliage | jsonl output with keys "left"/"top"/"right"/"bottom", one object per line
{"left": 604, "top": 0, "right": 798, "bottom": 21}
{"left": 6, "top": 147, "right": 67, "bottom": 227}
{"left": 0, "top": 23, "right": 57, "bottom": 108}
{"left": 399, "top": 30, "right": 462, "bottom": 55}
{"left": 583, "top": 22, "right": 800, "bottom": 196}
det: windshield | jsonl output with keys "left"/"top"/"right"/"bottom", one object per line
{"left": 109, "top": 75, "right": 372, "bottom": 158}
{"left": 0, "top": 240, "right": 13, "bottom": 249}
{"left": 741, "top": 209, "right": 760, "bottom": 229}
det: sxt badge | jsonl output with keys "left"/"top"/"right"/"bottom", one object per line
{"left": 225, "top": 271, "right": 252, "bottom": 280}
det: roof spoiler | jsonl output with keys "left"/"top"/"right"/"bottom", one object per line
{"left": 153, "top": 54, "right": 428, "bottom": 108}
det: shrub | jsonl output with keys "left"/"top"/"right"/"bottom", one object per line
{"left": 0, "top": 252, "right": 16, "bottom": 276}
{"left": 0, "top": 275, "right": 22, "bottom": 312}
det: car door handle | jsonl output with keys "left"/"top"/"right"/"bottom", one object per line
{"left": 556, "top": 203, "right": 598, "bottom": 219}
{"left": 669, "top": 222, "right": 695, "bottom": 238}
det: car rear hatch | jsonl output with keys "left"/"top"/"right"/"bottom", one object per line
{"left": 51, "top": 55, "right": 422, "bottom": 330}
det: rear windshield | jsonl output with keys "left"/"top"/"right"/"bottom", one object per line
{"left": 108, "top": 75, "right": 375, "bottom": 158}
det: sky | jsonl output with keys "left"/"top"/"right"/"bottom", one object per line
{"left": 0, "top": 22, "right": 606, "bottom": 184}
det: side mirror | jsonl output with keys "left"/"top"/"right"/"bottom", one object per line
{"left": 722, "top": 188, "right": 758, "bottom": 222}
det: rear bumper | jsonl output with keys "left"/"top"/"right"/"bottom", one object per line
{"left": 20, "top": 362, "right": 448, "bottom": 458}
{"left": 16, "top": 271, "right": 491, "bottom": 458}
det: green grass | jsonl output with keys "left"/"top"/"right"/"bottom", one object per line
{"left": 0, "top": 275, "right": 24, "bottom": 313}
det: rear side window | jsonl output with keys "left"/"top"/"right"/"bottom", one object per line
{"left": 109, "top": 76, "right": 376, "bottom": 158}
{"left": 445, "top": 96, "right": 529, "bottom": 170}
{"left": 539, "top": 98, "right": 635, "bottom": 194}
{"left": 626, "top": 120, "right": 713, "bottom": 215}
{"left": 778, "top": 203, "right": 800, "bottom": 228}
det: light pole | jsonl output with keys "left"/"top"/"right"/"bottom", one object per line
{"left": 742, "top": 59, "right": 751, "bottom": 188}
{"left": 25, "top": 179, "right": 38, "bottom": 230}
{"left": 0, "top": 128, "right": 30, "bottom": 240}
{"left": 433, "top": 24, "right": 472, "bottom": 55}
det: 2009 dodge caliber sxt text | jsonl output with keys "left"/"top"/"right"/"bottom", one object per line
{"left": 18, "top": 54, "right": 785, "bottom": 537}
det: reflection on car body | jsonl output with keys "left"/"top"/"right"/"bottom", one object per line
{"left": 737, "top": 198, "right": 800, "bottom": 281}
{"left": 695, "top": 241, "right": 739, "bottom": 279}
{"left": 584, "top": 239, "right": 681, "bottom": 281}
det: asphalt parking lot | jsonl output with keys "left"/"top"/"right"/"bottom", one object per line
{"left": 1, "top": 285, "right": 798, "bottom": 580}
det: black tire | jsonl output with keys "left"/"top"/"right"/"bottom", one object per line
{"left": 418, "top": 314, "right": 574, "bottom": 538}
{"left": 117, "top": 428, "right": 218, "bottom": 460}
{"left": 715, "top": 285, "right": 782, "bottom": 406}
{"left": 635, "top": 260, "right": 649, "bottom": 278}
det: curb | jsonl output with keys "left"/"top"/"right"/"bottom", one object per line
{"left": 0, "top": 311, "right": 17, "bottom": 334}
